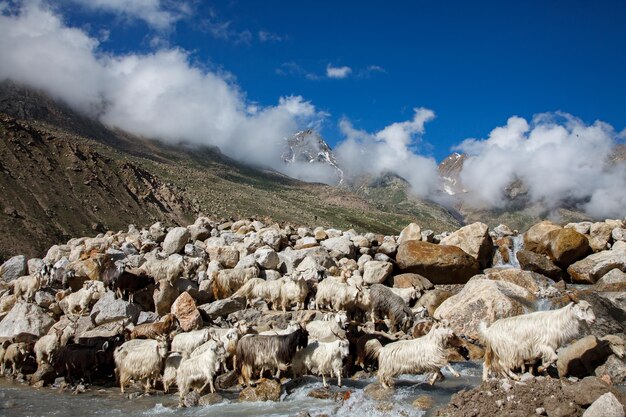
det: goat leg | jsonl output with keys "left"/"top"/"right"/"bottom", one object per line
{"left": 446, "top": 364, "right": 460, "bottom": 378}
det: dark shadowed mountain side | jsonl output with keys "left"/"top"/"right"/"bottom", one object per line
{"left": 0, "top": 82, "right": 462, "bottom": 260}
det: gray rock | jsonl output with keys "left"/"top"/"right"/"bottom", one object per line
{"left": 567, "top": 246, "right": 626, "bottom": 284}
{"left": 198, "top": 296, "right": 246, "bottom": 320}
{"left": 154, "top": 279, "right": 179, "bottom": 316}
{"left": 516, "top": 249, "right": 562, "bottom": 280}
{"left": 121, "top": 242, "right": 138, "bottom": 256}
{"left": 34, "top": 290, "right": 55, "bottom": 309}
{"left": 260, "top": 270, "right": 281, "bottom": 281}
{"left": 90, "top": 292, "right": 141, "bottom": 326}
{"left": 595, "top": 354, "right": 626, "bottom": 384}
{"left": 162, "top": 227, "right": 190, "bottom": 256}
{"left": 321, "top": 236, "right": 355, "bottom": 259}
{"left": 582, "top": 392, "right": 624, "bottom": 417}
{"left": 595, "top": 269, "right": 626, "bottom": 292}
{"left": 255, "top": 248, "right": 280, "bottom": 270}
{"left": 137, "top": 311, "right": 159, "bottom": 325}
{"left": 398, "top": 223, "right": 421, "bottom": 245}
{"left": 363, "top": 261, "right": 393, "bottom": 284}
{"left": 0, "top": 255, "right": 27, "bottom": 282}
{"left": 27, "top": 258, "right": 45, "bottom": 275}
{"left": 0, "top": 302, "right": 55, "bottom": 338}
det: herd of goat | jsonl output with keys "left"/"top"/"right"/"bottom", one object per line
{"left": 0, "top": 252, "right": 601, "bottom": 406}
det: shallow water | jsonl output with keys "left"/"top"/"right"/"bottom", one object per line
{"left": 0, "top": 362, "right": 482, "bottom": 417}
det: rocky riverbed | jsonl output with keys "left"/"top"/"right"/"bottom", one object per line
{"left": 0, "top": 217, "right": 625, "bottom": 416}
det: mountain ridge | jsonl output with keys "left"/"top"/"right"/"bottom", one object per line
{"left": 0, "top": 81, "right": 462, "bottom": 260}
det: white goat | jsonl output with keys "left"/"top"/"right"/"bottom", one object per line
{"left": 171, "top": 328, "right": 211, "bottom": 357}
{"left": 140, "top": 254, "right": 184, "bottom": 283}
{"left": 479, "top": 300, "right": 596, "bottom": 381}
{"left": 206, "top": 328, "right": 240, "bottom": 370}
{"left": 233, "top": 278, "right": 282, "bottom": 308}
{"left": 292, "top": 339, "right": 350, "bottom": 387}
{"left": 377, "top": 321, "right": 459, "bottom": 388}
{"left": 57, "top": 280, "right": 105, "bottom": 316}
{"left": 306, "top": 311, "right": 349, "bottom": 342}
{"left": 176, "top": 340, "right": 225, "bottom": 404}
{"left": 162, "top": 352, "right": 183, "bottom": 393}
{"left": 114, "top": 337, "right": 168, "bottom": 393}
{"left": 12, "top": 272, "right": 44, "bottom": 302}
{"left": 278, "top": 276, "right": 309, "bottom": 312}
{"left": 34, "top": 322, "right": 76, "bottom": 366}
{"left": 315, "top": 277, "right": 360, "bottom": 312}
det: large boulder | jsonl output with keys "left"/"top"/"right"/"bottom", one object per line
{"left": 397, "top": 223, "right": 421, "bottom": 245}
{"left": 321, "top": 236, "right": 355, "bottom": 259}
{"left": 595, "top": 269, "right": 626, "bottom": 292}
{"left": 439, "top": 222, "right": 494, "bottom": 268}
{"left": 279, "top": 246, "right": 336, "bottom": 274}
{"left": 557, "top": 335, "right": 609, "bottom": 378}
{"left": 171, "top": 292, "right": 203, "bottom": 331}
{"left": 390, "top": 273, "right": 433, "bottom": 291}
{"left": 567, "top": 246, "right": 626, "bottom": 284}
{"left": 516, "top": 249, "right": 562, "bottom": 280}
{"left": 0, "top": 255, "right": 27, "bottom": 282}
{"left": 162, "top": 227, "right": 190, "bottom": 256}
{"left": 206, "top": 246, "right": 240, "bottom": 268}
{"left": 545, "top": 228, "right": 590, "bottom": 268}
{"left": 396, "top": 241, "right": 479, "bottom": 284}
{"left": 589, "top": 222, "right": 614, "bottom": 252}
{"left": 554, "top": 290, "right": 626, "bottom": 337}
{"left": 90, "top": 292, "right": 141, "bottom": 326}
{"left": 524, "top": 220, "right": 562, "bottom": 252}
{"left": 415, "top": 289, "right": 452, "bottom": 317}
{"left": 481, "top": 268, "right": 556, "bottom": 296}
{"left": 363, "top": 261, "right": 393, "bottom": 285}
{"left": 254, "top": 248, "right": 279, "bottom": 270}
{"left": 433, "top": 279, "right": 534, "bottom": 340}
{"left": 0, "top": 302, "right": 55, "bottom": 338}
{"left": 198, "top": 296, "right": 246, "bottom": 321}
{"left": 153, "top": 279, "right": 179, "bottom": 316}
{"left": 583, "top": 392, "right": 625, "bottom": 417}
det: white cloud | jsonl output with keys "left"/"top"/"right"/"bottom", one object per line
{"left": 68, "top": 0, "right": 190, "bottom": 31}
{"left": 201, "top": 19, "right": 252, "bottom": 45}
{"left": 0, "top": 1, "right": 326, "bottom": 170}
{"left": 326, "top": 65, "right": 352, "bottom": 79}
{"left": 334, "top": 108, "right": 440, "bottom": 196}
{"left": 258, "top": 30, "right": 283, "bottom": 42}
{"left": 455, "top": 112, "right": 626, "bottom": 218}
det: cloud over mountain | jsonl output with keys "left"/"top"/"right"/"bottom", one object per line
{"left": 456, "top": 113, "right": 626, "bottom": 218}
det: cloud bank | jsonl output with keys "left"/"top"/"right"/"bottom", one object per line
{"left": 0, "top": 1, "right": 324, "bottom": 169}
{"left": 335, "top": 108, "right": 440, "bottom": 196}
{"left": 456, "top": 113, "right": 626, "bottom": 218}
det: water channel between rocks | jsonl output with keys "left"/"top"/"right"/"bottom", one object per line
{"left": 0, "top": 362, "right": 482, "bottom": 417}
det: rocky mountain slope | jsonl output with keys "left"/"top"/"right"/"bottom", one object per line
{"left": 282, "top": 129, "right": 344, "bottom": 184}
{"left": 0, "top": 82, "right": 461, "bottom": 260}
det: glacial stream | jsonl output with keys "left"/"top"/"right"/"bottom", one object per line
{"left": 0, "top": 362, "right": 482, "bottom": 417}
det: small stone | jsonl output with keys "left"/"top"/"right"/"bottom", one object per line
{"left": 412, "top": 394, "right": 435, "bottom": 410}
{"left": 536, "top": 407, "right": 546, "bottom": 415}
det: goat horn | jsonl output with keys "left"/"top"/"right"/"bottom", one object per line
{"left": 566, "top": 292, "right": 580, "bottom": 304}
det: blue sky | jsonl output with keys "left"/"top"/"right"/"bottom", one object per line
{"left": 1, "top": 0, "right": 625, "bottom": 217}
{"left": 58, "top": 0, "right": 626, "bottom": 161}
